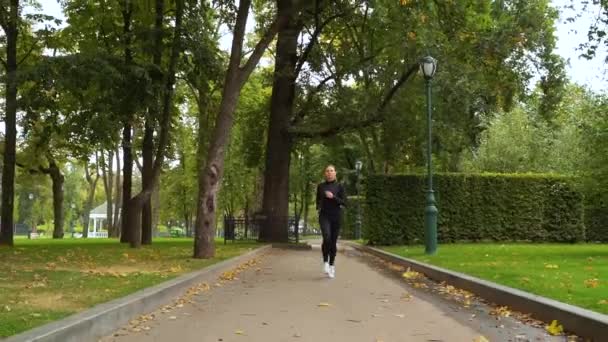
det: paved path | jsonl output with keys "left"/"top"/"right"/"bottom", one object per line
{"left": 101, "top": 244, "right": 562, "bottom": 342}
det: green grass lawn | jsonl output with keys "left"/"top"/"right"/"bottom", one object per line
{"left": 381, "top": 244, "right": 608, "bottom": 315}
{"left": 0, "top": 238, "right": 261, "bottom": 337}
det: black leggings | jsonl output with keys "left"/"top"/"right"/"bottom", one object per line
{"left": 320, "top": 213, "right": 341, "bottom": 265}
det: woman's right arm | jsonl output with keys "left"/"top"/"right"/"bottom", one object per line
{"left": 316, "top": 184, "right": 321, "bottom": 211}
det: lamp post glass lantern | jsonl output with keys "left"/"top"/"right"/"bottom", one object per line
{"left": 354, "top": 160, "right": 362, "bottom": 240}
{"left": 420, "top": 56, "right": 438, "bottom": 255}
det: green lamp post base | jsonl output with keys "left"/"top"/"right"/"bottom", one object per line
{"left": 424, "top": 190, "right": 438, "bottom": 255}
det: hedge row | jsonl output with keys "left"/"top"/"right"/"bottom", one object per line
{"left": 585, "top": 193, "right": 608, "bottom": 242}
{"left": 341, "top": 196, "right": 363, "bottom": 239}
{"left": 364, "top": 174, "right": 585, "bottom": 245}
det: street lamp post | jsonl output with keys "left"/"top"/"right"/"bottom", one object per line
{"left": 420, "top": 56, "right": 438, "bottom": 255}
{"left": 355, "top": 160, "right": 363, "bottom": 240}
{"left": 28, "top": 193, "right": 35, "bottom": 239}
{"left": 70, "top": 203, "right": 76, "bottom": 238}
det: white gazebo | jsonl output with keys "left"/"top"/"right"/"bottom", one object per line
{"left": 88, "top": 202, "right": 120, "bottom": 238}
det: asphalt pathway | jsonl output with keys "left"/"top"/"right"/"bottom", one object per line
{"left": 100, "top": 243, "right": 565, "bottom": 342}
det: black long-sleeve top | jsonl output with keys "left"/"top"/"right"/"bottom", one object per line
{"left": 316, "top": 180, "right": 346, "bottom": 216}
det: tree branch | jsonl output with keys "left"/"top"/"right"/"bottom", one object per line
{"left": 17, "top": 42, "right": 39, "bottom": 66}
{"left": 95, "top": 150, "right": 100, "bottom": 179}
{"left": 295, "top": 11, "right": 344, "bottom": 77}
{"left": 152, "top": 0, "right": 183, "bottom": 181}
{"left": 0, "top": 6, "right": 8, "bottom": 32}
{"left": 182, "top": 76, "right": 201, "bottom": 105}
{"left": 291, "top": 52, "right": 384, "bottom": 126}
{"left": 290, "top": 74, "right": 335, "bottom": 126}
{"left": 378, "top": 63, "right": 418, "bottom": 110}
{"left": 84, "top": 159, "right": 93, "bottom": 184}
{"left": 134, "top": 150, "right": 143, "bottom": 173}
{"left": 290, "top": 64, "right": 419, "bottom": 138}
{"left": 238, "top": 15, "right": 286, "bottom": 86}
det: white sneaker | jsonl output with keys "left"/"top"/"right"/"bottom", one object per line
{"left": 328, "top": 266, "right": 335, "bottom": 279}
{"left": 323, "top": 262, "right": 330, "bottom": 274}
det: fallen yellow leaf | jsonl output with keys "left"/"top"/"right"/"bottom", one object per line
{"left": 169, "top": 265, "right": 182, "bottom": 273}
{"left": 544, "top": 264, "right": 559, "bottom": 269}
{"left": 598, "top": 300, "right": 608, "bottom": 305}
{"left": 401, "top": 293, "right": 413, "bottom": 301}
{"left": 546, "top": 320, "right": 563, "bottom": 336}
{"left": 584, "top": 278, "right": 600, "bottom": 288}
{"left": 235, "top": 330, "right": 245, "bottom": 335}
{"left": 318, "top": 302, "right": 331, "bottom": 307}
{"left": 489, "top": 306, "right": 511, "bottom": 317}
{"left": 474, "top": 336, "right": 489, "bottom": 342}
{"left": 402, "top": 267, "right": 421, "bottom": 279}
{"left": 413, "top": 282, "right": 428, "bottom": 289}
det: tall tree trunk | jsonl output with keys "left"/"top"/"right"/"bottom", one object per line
{"left": 303, "top": 181, "right": 309, "bottom": 235}
{"left": 180, "top": 150, "right": 191, "bottom": 236}
{"left": 141, "top": 123, "right": 154, "bottom": 244}
{"left": 48, "top": 161, "right": 65, "bottom": 239}
{"left": 140, "top": 0, "right": 164, "bottom": 245}
{"left": 184, "top": 212, "right": 190, "bottom": 237}
{"left": 113, "top": 147, "right": 122, "bottom": 235}
{"left": 0, "top": 0, "right": 20, "bottom": 247}
{"left": 253, "top": 173, "right": 265, "bottom": 213}
{"left": 128, "top": 0, "right": 183, "bottom": 248}
{"left": 120, "top": 0, "right": 134, "bottom": 243}
{"left": 259, "top": 0, "right": 299, "bottom": 243}
{"left": 101, "top": 150, "right": 114, "bottom": 233}
{"left": 121, "top": 125, "right": 133, "bottom": 243}
{"left": 151, "top": 177, "right": 161, "bottom": 237}
{"left": 82, "top": 155, "right": 100, "bottom": 239}
{"left": 193, "top": 0, "right": 284, "bottom": 258}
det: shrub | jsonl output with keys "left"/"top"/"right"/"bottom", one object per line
{"left": 364, "top": 173, "right": 585, "bottom": 245}
{"left": 341, "top": 196, "right": 363, "bottom": 239}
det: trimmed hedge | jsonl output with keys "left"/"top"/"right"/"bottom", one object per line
{"left": 341, "top": 196, "right": 363, "bottom": 239}
{"left": 364, "top": 174, "right": 585, "bottom": 245}
{"left": 585, "top": 193, "right": 608, "bottom": 242}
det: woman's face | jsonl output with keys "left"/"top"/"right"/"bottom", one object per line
{"left": 324, "top": 166, "right": 336, "bottom": 182}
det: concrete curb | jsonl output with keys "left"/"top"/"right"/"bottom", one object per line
{"left": 4, "top": 245, "right": 272, "bottom": 342}
{"left": 346, "top": 242, "right": 608, "bottom": 341}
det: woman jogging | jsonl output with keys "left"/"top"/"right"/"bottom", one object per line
{"left": 316, "top": 165, "right": 346, "bottom": 279}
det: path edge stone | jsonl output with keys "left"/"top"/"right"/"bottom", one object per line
{"left": 345, "top": 242, "right": 608, "bottom": 341}
{"left": 4, "top": 244, "right": 272, "bottom": 342}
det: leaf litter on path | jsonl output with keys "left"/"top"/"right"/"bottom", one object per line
{"left": 107, "top": 254, "right": 267, "bottom": 336}
{"left": 546, "top": 320, "right": 564, "bottom": 336}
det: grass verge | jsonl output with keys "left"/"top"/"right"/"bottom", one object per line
{"left": 0, "top": 238, "right": 260, "bottom": 337}
{"left": 381, "top": 243, "right": 608, "bottom": 315}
